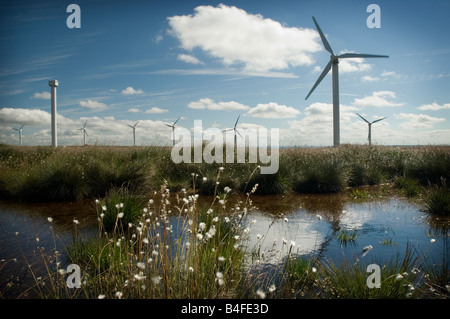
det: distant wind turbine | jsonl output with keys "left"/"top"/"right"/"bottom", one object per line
{"left": 78, "top": 121, "right": 88, "bottom": 146}
{"left": 356, "top": 113, "right": 387, "bottom": 146}
{"left": 223, "top": 115, "right": 242, "bottom": 147}
{"left": 165, "top": 117, "right": 180, "bottom": 146}
{"left": 305, "top": 17, "right": 389, "bottom": 147}
{"left": 128, "top": 121, "right": 140, "bottom": 146}
{"left": 13, "top": 124, "right": 25, "bottom": 146}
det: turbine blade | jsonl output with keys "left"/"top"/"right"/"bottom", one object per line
{"left": 134, "top": 121, "right": 140, "bottom": 127}
{"left": 372, "top": 117, "right": 387, "bottom": 124}
{"left": 173, "top": 117, "right": 180, "bottom": 126}
{"left": 222, "top": 128, "right": 233, "bottom": 133}
{"left": 84, "top": 121, "right": 87, "bottom": 128}
{"left": 357, "top": 113, "right": 370, "bottom": 124}
{"left": 234, "top": 115, "right": 240, "bottom": 128}
{"left": 20, "top": 124, "right": 25, "bottom": 129}
{"left": 128, "top": 124, "right": 133, "bottom": 128}
{"left": 305, "top": 60, "right": 332, "bottom": 100}
{"left": 235, "top": 129, "right": 242, "bottom": 139}
{"left": 338, "top": 53, "right": 389, "bottom": 59}
{"left": 312, "top": 17, "right": 333, "bottom": 54}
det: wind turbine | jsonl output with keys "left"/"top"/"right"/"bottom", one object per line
{"left": 13, "top": 124, "right": 25, "bottom": 146}
{"left": 356, "top": 113, "right": 387, "bottom": 146}
{"left": 305, "top": 17, "right": 388, "bottom": 147}
{"left": 78, "top": 121, "right": 88, "bottom": 146}
{"left": 223, "top": 115, "right": 242, "bottom": 147}
{"left": 165, "top": 117, "right": 180, "bottom": 146}
{"left": 128, "top": 121, "right": 140, "bottom": 146}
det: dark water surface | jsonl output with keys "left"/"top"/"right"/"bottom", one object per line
{"left": 0, "top": 190, "right": 448, "bottom": 298}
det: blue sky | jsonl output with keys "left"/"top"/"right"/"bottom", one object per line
{"left": 0, "top": 0, "right": 449, "bottom": 146}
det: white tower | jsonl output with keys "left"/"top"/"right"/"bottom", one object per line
{"left": 49, "top": 80, "right": 58, "bottom": 147}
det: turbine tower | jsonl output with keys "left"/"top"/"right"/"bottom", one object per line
{"left": 165, "top": 117, "right": 180, "bottom": 146}
{"left": 128, "top": 121, "right": 140, "bottom": 146}
{"left": 13, "top": 124, "right": 25, "bottom": 146}
{"left": 49, "top": 80, "right": 58, "bottom": 147}
{"left": 78, "top": 121, "right": 88, "bottom": 146}
{"left": 223, "top": 115, "right": 242, "bottom": 147}
{"left": 305, "top": 17, "right": 388, "bottom": 147}
{"left": 356, "top": 113, "right": 387, "bottom": 146}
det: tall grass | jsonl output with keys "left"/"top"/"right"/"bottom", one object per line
{"left": 1, "top": 144, "right": 449, "bottom": 199}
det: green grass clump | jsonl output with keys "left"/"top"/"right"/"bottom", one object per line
{"left": 425, "top": 184, "right": 450, "bottom": 216}
{"left": 394, "top": 177, "right": 422, "bottom": 197}
{"left": 96, "top": 187, "right": 145, "bottom": 233}
{"left": 335, "top": 229, "right": 358, "bottom": 246}
{"left": 293, "top": 156, "right": 345, "bottom": 194}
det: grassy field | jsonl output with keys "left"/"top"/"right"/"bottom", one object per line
{"left": 1, "top": 144, "right": 449, "bottom": 299}
{"left": 1, "top": 144, "right": 449, "bottom": 214}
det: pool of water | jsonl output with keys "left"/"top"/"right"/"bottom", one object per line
{"left": 0, "top": 190, "right": 448, "bottom": 298}
{"left": 242, "top": 195, "right": 449, "bottom": 267}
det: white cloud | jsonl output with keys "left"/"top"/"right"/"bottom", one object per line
{"left": 0, "top": 107, "right": 51, "bottom": 126}
{"left": 128, "top": 108, "right": 140, "bottom": 113}
{"left": 361, "top": 75, "right": 380, "bottom": 82}
{"left": 188, "top": 98, "right": 250, "bottom": 111}
{"left": 79, "top": 100, "right": 108, "bottom": 110}
{"left": 353, "top": 91, "right": 404, "bottom": 107}
{"left": 177, "top": 54, "right": 204, "bottom": 65}
{"left": 338, "top": 58, "right": 372, "bottom": 73}
{"left": 417, "top": 102, "right": 450, "bottom": 111}
{"left": 154, "top": 34, "right": 163, "bottom": 43}
{"left": 168, "top": 4, "right": 321, "bottom": 73}
{"left": 395, "top": 113, "right": 445, "bottom": 129}
{"left": 247, "top": 102, "right": 300, "bottom": 119}
{"left": 381, "top": 70, "right": 400, "bottom": 78}
{"left": 31, "top": 91, "right": 51, "bottom": 99}
{"left": 145, "top": 107, "right": 169, "bottom": 114}
{"left": 121, "top": 86, "right": 144, "bottom": 95}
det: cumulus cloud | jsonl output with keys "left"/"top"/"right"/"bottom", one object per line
{"left": 417, "top": 102, "right": 450, "bottom": 111}
{"left": 31, "top": 91, "right": 51, "bottom": 99}
{"left": 168, "top": 4, "right": 321, "bottom": 73}
{"left": 128, "top": 108, "right": 140, "bottom": 113}
{"left": 353, "top": 91, "right": 404, "bottom": 107}
{"left": 247, "top": 102, "right": 300, "bottom": 119}
{"left": 395, "top": 113, "right": 445, "bottom": 129}
{"left": 177, "top": 54, "right": 204, "bottom": 65}
{"left": 0, "top": 107, "right": 51, "bottom": 126}
{"left": 79, "top": 100, "right": 108, "bottom": 110}
{"left": 121, "top": 86, "right": 144, "bottom": 95}
{"left": 145, "top": 107, "right": 169, "bottom": 114}
{"left": 188, "top": 98, "right": 250, "bottom": 111}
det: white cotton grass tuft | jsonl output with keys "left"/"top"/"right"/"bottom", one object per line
{"left": 256, "top": 289, "right": 266, "bottom": 299}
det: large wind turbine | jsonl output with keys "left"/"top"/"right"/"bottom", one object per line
{"left": 78, "top": 121, "right": 88, "bottom": 146}
{"left": 305, "top": 17, "right": 388, "bottom": 147}
{"left": 128, "top": 121, "right": 140, "bottom": 146}
{"left": 223, "top": 115, "right": 242, "bottom": 147}
{"left": 13, "top": 124, "right": 25, "bottom": 146}
{"left": 165, "top": 117, "right": 180, "bottom": 146}
{"left": 356, "top": 113, "right": 387, "bottom": 146}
